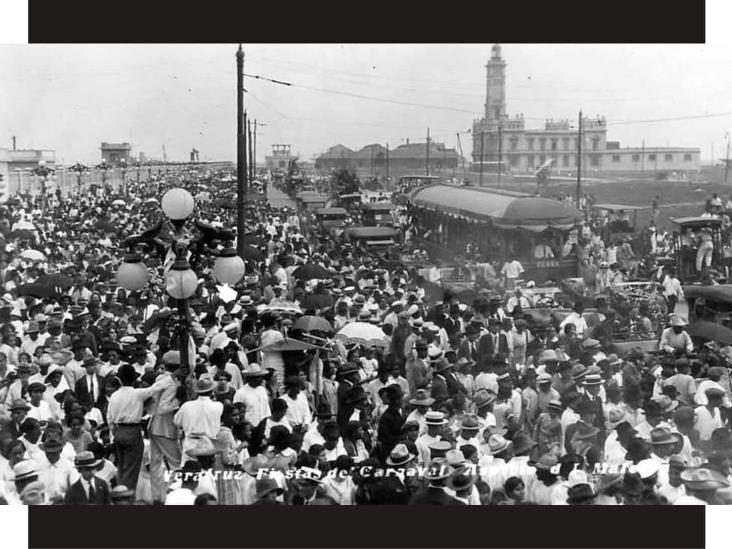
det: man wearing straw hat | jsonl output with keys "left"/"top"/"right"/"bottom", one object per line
{"left": 174, "top": 374, "right": 224, "bottom": 464}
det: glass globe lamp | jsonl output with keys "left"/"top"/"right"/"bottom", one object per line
{"left": 117, "top": 253, "right": 148, "bottom": 291}
{"left": 213, "top": 248, "right": 245, "bottom": 285}
{"left": 166, "top": 257, "right": 198, "bottom": 300}
{"left": 161, "top": 188, "right": 195, "bottom": 220}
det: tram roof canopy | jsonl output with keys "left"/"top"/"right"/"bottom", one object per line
{"left": 316, "top": 208, "right": 347, "bottom": 216}
{"left": 410, "top": 184, "right": 582, "bottom": 232}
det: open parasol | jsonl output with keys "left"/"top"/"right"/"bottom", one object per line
{"left": 293, "top": 315, "right": 333, "bottom": 333}
{"left": 95, "top": 220, "right": 117, "bottom": 233}
{"left": 687, "top": 321, "right": 732, "bottom": 346}
{"left": 112, "top": 199, "right": 126, "bottom": 207}
{"left": 336, "top": 322, "right": 388, "bottom": 348}
{"left": 241, "top": 245, "right": 265, "bottom": 262}
{"left": 10, "top": 229, "right": 35, "bottom": 240}
{"left": 19, "top": 249, "right": 46, "bottom": 261}
{"left": 12, "top": 220, "right": 35, "bottom": 231}
{"left": 213, "top": 198, "right": 237, "bottom": 210}
{"left": 292, "top": 263, "right": 331, "bottom": 281}
{"left": 261, "top": 300, "right": 303, "bottom": 315}
{"left": 254, "top": 338, "right": 325, "bottom": 353}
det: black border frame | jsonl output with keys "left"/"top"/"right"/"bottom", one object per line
{"left": 29, "top": 505, "right": 704, "bottom": 548}
{"left": 28, "top": 0, "right": 705, "bottom": 43}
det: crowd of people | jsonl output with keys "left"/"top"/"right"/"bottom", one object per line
{"left": 0, "top": 167, "right": 731, "bottom": 506}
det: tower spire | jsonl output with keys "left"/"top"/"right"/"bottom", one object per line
{"left": 485, "top": 44, "right": 507, "bottom": 124}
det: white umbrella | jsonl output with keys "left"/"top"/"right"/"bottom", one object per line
{"left": 260, "top": 300, "right": 303, "bottom": 315}
{"left": 20, "top": 249, "right": 45, "bottom": 261}
{"left": 112, "top": 199, "right": 126, "bottom": 207}
{"left": 336, "top": 322, "right": 388, "bottom": 348}
{"left": 12, "top": 220, "right": 35, "bottom": 231}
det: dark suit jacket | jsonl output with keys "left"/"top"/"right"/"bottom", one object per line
{"left": 64, "top": 476, "right": 111, "bottom": 505}
{"left": 8, "top": 421, "right": 23, "bottom": 439}
{"left": 74, "top": 374, "right": 104, "bottom": 408}
{"left": 477, "top": 332, "right": 509, "bottom": 361}
{"left": 409, "top": 486, "right": 461, "bottom": 505}
{"left": 457, "top": 339, "right": 480, "bottom": 362}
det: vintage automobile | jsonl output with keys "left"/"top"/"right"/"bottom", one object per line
{"left": 684, "top": 284, "right": 732, "bottom": 324}
{"left": 591, "top": 203, "right": 644, "bottom": 244}
{"left": 337, "top": 193, "right": 362, "bottom": 214}
{"left": 347, "top": 226, "right": 400, "bottom": 251}
{"left": 671, "top": 216, "right": 723, "bottom": 283}
{"left": 296, "top": 191, "right": 329, "bottom": 212}
{"left": 361, "top": 202, "right": 395, "bottom": 227}
{"left": 315, "top": 207, "right": 348, "bottom": 233}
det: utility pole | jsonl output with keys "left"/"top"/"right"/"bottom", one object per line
{"left": 725, "top": 132, "right": 731, "bottom": 183}
{"left": 385, "top": 143, "right": 389, "bottom": 188}
{"left": 247, "top": 118, "right": 254, "bottom": 182}
{"left": 576, "top": 110, "right": 582, "bottom": 207}
{"left": 253, "top": 119, "right": 257, "bottom": 179}
{"left": 426, "top": 128, "right": 430, "bottom": 176}
{"left": 456, "top": 133, "right": 468, "bottom": 182}
{"left": 497, "top": 122, "right": 503, "bottom": 188}
{"left": 479, "top": 131, "right": 485, "bottom": 186}
{"left": 11, "top": 136, "right": 16, "bottom": 151}
{"left": 641, "top": 140, "right": 645, "bottom": 173}
{"left": 236, "top": 44, "right": 248, "bottom": 259}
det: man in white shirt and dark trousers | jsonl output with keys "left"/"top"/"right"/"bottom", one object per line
{"left": 174, "top": 374, "right": 224, "bottom": 465}
{"left": 281, "top": 376, "right": 312, "bottom": 431}
{"left": 661, "top": 267, "right": 684, "bottom": 313}
{"left": 107, "top": 363, "right": 169, "bottom": 493}
{"left": 149, "top": 351, "right": 184, "bottom": 503}
{"left": 234, "top": 364, "right": 272, "bottom": 453}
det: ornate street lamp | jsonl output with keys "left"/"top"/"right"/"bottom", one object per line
{"left": 31, "top": 160, "right": 55, "bottom": 214}
{"left": 117, "top": 187, "right": 245, "bottom": 370}
{"left": 120, "top": 158, "right": 128, "bottom": 194}
{"left": 68, "top": 162, "right": 89, "bottom": 195}
{"left": 134, "top": 161, "right": 141, "bottom": 185}
{"left": 95, "top": 159, "right": 111, "bottom": 195}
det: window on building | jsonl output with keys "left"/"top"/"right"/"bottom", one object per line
{"left": 684, "top": 153, "right": 692, "bottom": 161}
{"left": 632, "top": 154, "right": 640, "bottom": 162}
{"left": 649, "top": 154, "right": 656, "bottom": 161}
{"left": 562, "top": 138, "right": 570, "bottom": 150}
{"left": 539, "top": 155, "right": 546, "bottom": 164}
{"left": 527, "top": 139, "right": 535, "bottom": 151}
{"left": 563, "top": 155, "right": 569, "bottom": 167}
{"left": 495, "top": 108, "right": 501, "bottom": 118}
{"left": 278, "top": 161, "right": 286, "bottom": 168}
{"left": 510, "top": 155, "right": 519, "bottom": 167}
{"left": 551, "top": 140, "right": 557, "bottom": 151}
{"left": 590, "top": 155, "right": 600, "bottom": 166}
{"left": 664, "top": 154, "right": 673, "bottom": 161}
{"left": 612, "top": 155, "right": 621, "bottom": 163}
{"left": 539, "top": 139, "right": 546, "bottom": 151}
{"left": 592, "top": 137, "right": 599, "bottom": 151}
{"left": 527, "top": 155, "right": 534, "bottom": 168}
{"left": 510, "top": 139, "right": 518, "bottom": 151}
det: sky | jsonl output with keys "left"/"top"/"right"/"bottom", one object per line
{"left": 0, "top": 3, "right": 730, "bottom": 166}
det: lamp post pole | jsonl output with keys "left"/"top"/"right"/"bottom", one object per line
{"left": 69, "top": 163, "right": 89, "bottom": 196}
{"left": 117, "top": 187, "right": 245, "bottom": 374}
{"left": 96, "top": 160, "right": 110, "bottom": 195}
{"left": 236, "top": 44, "right": 248, "bottom": 259}
{"left": 120, "top": 159, "right": 128, "bottom": 194}
{"left": 31, "top": 160, "right": 54, "bottom": 215}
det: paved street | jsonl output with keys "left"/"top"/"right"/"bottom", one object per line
{"left": 266, "top": 185, "right": 296, "bottom": 209}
